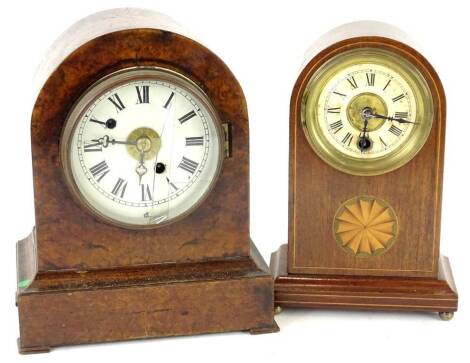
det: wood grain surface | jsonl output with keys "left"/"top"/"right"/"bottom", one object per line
{"left": 272, "top": 244, "right": 457, "bottom": 313}
{"left": 31, "top": 28, "right": 251, "bottom": 272}
{"left": 288, "top": 37, "right": 446, "bottom": 278}
{"left": 18, "top": 9, "right": 277, "bottom": 352}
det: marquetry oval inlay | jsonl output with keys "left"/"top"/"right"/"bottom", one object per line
{"left": 333, "top": 196, "right": 398, "bottom": 257}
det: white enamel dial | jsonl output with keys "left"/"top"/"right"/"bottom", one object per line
{"left": 63, "top": 68, "right": 222, "bottom": 228}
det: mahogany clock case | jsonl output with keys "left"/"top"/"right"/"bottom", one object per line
{"left": 271, "top": 34, "right": 458, "bottom": 315}
{"left": 16, "top": 10, "right": 278, "bottom": 353}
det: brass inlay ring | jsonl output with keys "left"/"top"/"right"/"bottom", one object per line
{"left": 346, "top": 92, "right": 387, "bottom": 131}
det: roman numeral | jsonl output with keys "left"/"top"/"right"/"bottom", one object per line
{"left": 163, "top": 92, "right": 175, "bottom": 109}
{"left": 379, "top": 136, "right": 387, "bottom": 147}
{"left": 330, "top": 120, "right": 343, "bottom": 133}
{"left": 89, "top": 160, "right": 110, "bottom": 182}
{"left": 111, "top": 178, "right": 128, "bottom": 198}
{"left": 178, "top": 110, "right": 196, "bottom": 124}
{"left": 341, "top": 132, "right": 353, "bottom": 146}
{"left": 394, "top": 111, "right": 408, "bottom": 119}
{"left": 389, "top": 125, "right": 403, "bottom": 136}
{"left": 366, "top": 72, "right": 375, "bottom": 86}
{"left": 383, "top": 79, "right": 391, "bottom": 91}
{"left": 392, "top": 93, "right": 405, "bottom": 102}
{"left": 136, "top": 85, "right": 150, "bottom": 104}
{"left": 83, "top": 141, "right": 102, "bottom": 152}
{"left": 327, "top": 107, "right": 341, "bottom": 114}
{"left": 178, "top": 156, "right": 199, "bottom": 174}
{"left": 333, "top": 91, "right": 346, "bottom": 97}
{"left": 108, "top": 93, "right": 125, "bottom": 112}
{"left": 166, "top": 177, "right": 179, "bottom": 191}
{"left": 141, "top": 184, "right": 152, "bottom": 201}
{"left": 185, "top": 136, "right": 204, "bottom": 146}
{"left": 347, "top": 76, "right": 358, "bottom": 89}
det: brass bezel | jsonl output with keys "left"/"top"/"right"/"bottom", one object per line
{"left": 60, "top": 67, "right": 224, "bottom": 230}
{"left": 301, "top": 47, "right": 434, "bottom": 176}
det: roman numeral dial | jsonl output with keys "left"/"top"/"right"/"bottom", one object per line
{"left": 319, "top": 65, "right": 417, "bottom": 159}
{"left": 69, "top": 71, "right": 222, "bottom": 227}
{"left": 300, "top": 47, "right": 433, "bottom": 177}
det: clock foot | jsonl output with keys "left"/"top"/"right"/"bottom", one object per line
{"left": 17, "top": 339, "right": 50, "bottom": 354}
{"left": 274, "top": 306, "right": 283, "bottom": 315}
{"left": 439, "top": 312, "right": 454, "bottom": 321}
{"left": 249, "top": 320, "right": 280, "bottom": 335}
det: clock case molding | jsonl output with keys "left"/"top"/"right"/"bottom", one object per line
{"left": 16, "top": 9, "right": 277, "bottom": 354}
{"left": 270, "top": 22, "right": 458, "bottom": 316}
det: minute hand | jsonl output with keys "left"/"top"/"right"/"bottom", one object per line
{"left": 371, "top": 113, "right": 419, "bottom": 124}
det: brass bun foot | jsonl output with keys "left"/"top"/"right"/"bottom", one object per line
{"left": 274, "top": 306, "right": 283, "bottom": 315}
{"left": 439, "top": 312, "right": 454, "bottom": 321}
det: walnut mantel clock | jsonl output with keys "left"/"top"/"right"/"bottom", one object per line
{"left": 16, "top": 8, "right": 278, "bottom": 353}
{"left": 270, "top": 21, "right": 458, "bottom": 319}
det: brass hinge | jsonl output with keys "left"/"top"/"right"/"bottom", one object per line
{"left": 222, "top": 122, "right": 232, "bottom": 158}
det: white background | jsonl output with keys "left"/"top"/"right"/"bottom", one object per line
{"left": 1, "top": 0, "right": 468, "bottom": 362}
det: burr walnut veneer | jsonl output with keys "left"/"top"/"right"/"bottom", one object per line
{"left": 16, "top": 9, "right": 277, "bottom": 353}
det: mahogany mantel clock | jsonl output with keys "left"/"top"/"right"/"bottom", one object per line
{"left": 16, "top": 8, "right": 277, "bottom": 353}
{"left": 270, "top": 21, "right": 458, "bottom": 319}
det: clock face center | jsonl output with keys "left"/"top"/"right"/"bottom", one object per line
{"left": 126, "top": 127, "right": 161, "bottom": 161}
{"left": 346, "top": 92, "right": 387, "bottom": 132}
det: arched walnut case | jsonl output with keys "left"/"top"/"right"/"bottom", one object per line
{"left": 16, "top": 9, "right": 277, "bottom": 353}
{"left": 270, "top": 22, "right": 458, "bottom": 317}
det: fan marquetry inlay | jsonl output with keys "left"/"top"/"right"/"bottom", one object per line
{"left": 333, "top": 196, "right": 398, "bottom": 257}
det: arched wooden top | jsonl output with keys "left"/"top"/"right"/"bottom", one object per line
{"left": 288, "top": 36, "right": 446, "bottom": 278}
{"left": 31, "top": 27, "right": 250, "bottom": 272}
{"left": 291, "top": 36, "right": 445, "bottom": 130}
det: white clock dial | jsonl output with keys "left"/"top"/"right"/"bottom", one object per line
{"left": 63, "top": 68, "right": 222, "bottom": 227}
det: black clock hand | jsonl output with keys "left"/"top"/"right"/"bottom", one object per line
{"left": 360, "top": 117, "right": 368, "bottom": 138}
{"left": 91, "top": 135, "right": 137, "bottom": 147}
{"left": 358, "top": 107, "right": 372, "bottom": 152}
{"left": 89, "top": 118, "right": 117, "bottom": 129}
{"left": 371, "top": 113, "right": 419, "bottom": 124}
{"left": 358, "top": 118, "right": 371, "bottom": 152}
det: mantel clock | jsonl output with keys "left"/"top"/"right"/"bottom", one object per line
{"left": 270, "top": 21, "right": 458, "bottom": 319}
{"left": 16, "top": 8, "right": 278, "bottom": 353}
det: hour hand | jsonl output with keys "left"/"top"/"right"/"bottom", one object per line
{"left": 92, "top": 135, "right": 137, "bottom": 147}
{"left": 371, "top": 113, "right": 419, "bottom": 124}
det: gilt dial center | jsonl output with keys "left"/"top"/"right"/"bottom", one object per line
{"left": 126, "top": 127, "right": 161, "bottom": 161}
{"left": 136, "top": 136, "right": 152, "bottom": 152}
{"left": 347, "top": 92, "right": 387, "bottom": 132}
